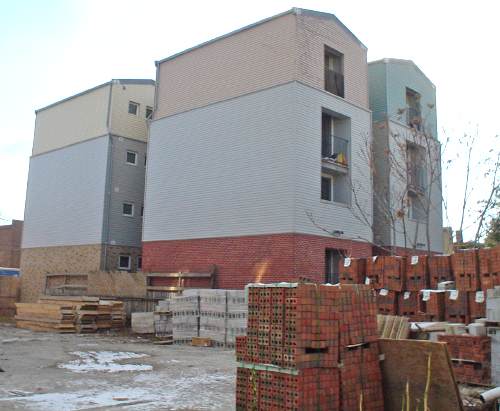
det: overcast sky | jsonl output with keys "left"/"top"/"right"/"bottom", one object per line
{"left": 1, "top": 0, "right": 498, "bottom": 240}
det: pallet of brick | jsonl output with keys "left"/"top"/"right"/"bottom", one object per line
{"left": 15, "top": 302, "right": 76, "bottom": 333}
{"left": 339, "top": 257, "right": 366, "bottom": 284}
{"left": 199, "top": 289, "right": 226, "bottom": 345}
{"left": 382, "top": 256, "right": 406, "bottom": 291}
{"left": 486, "top": 287, "right": 500, "bottom": 322}
{"left": 468, "top": 291, "right": 486, "bottom": 321}
{"left": 438, "top": 334, "right": 491, "bottom": 385}
{"left": 397, "top": 291, "right": 419, "bottom": 320}
{"left": 479, "top": 246, "right": 500, "bottom": 291}
{"left": 376, "top": 289, "right": 398, "bottom": 315}
{"left": 226, "top": 310, "right": 247, "bottom": 347}
{"left": 406, "top": 255, "right": 429, "bottom": 291}
{"left": 445, "top": 290, "right": 469, "bottom": 324}
{"left": 428, "top": 254, "right": 453, "bottom": 289}
{"left": 418, "top": 290, "right": 445, "bottom": 321}
{"left": 365, "top": 256, "right": 384, "bottom": 288}
{"left": 452, "top": 249, "right": 480, "bottom": 291}
{"left": 236, "top": 364, "right": 340, "bottom": 411}
{"left": 154, "top": 309, "right": 173, "bottom": 343}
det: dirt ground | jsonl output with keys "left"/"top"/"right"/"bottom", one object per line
{"left": 0, "top": 323, "right": 236, "bottom": 410}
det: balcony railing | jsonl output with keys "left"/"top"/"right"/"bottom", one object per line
{"left": 406, "top": 107, "right": 422, "bottom": 131}
{"left": 322, "top": 135, "right": 349, "bottom": 168}
{"left": 324, "top": 70, "right": 344, "bottom": 97}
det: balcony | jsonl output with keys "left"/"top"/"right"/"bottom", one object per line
{"left": 322, "top": 135, "right": 349, "bottom": 174}
{"left": 406, "top": 107, "right": 422, "bottom": 131}
{"left": 324, "top": 69, "right": 344, "bottom": 98}
{"left": 408, "top": 165, "right": 426, "bottom": 194}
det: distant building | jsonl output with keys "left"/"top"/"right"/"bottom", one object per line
{"left": 143, "top": 8, "right": 374, "bottom": 287}
{"left": 368, "top": 59, "right": 443, "bottom": 254}
{"left": 21, "top": 79, "right": 155, "bottom": 302}
{"left": 0, "top": 220, "right": 23, "bottom": 268}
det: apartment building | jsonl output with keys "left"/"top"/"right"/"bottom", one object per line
{"left": 369, "top": 59, "right": 443, "bottom": 253}
{"left": 21, "top": 79, "right": 155, "bottom": 301}
{"left": 143, "top": 8, "right": 374, "bottom": 287}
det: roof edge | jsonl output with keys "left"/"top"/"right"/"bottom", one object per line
{"left": 368, "top": 58, "right": 435, "bottom": 88}
{"left": 155, "top": 7, "right": 366, "bottom": 66}
{"left": 35, "top": 79, "right": 155, "bottom": 113}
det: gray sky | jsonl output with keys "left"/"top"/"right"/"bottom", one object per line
{"left": 1, "top": 0, "right": 498, "bottom": 240}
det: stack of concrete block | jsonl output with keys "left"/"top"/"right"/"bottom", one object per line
{"left": 172, "top": 290, "right": 200, "bottom": 343}
{"left": 131, "top": 312, "right": 155, "bottom": 334}
{"left": 486, "top": 287, "right": 500, "bottom": 322}
{"left": 226, "top": 290, "right": 247, "bottom": 346}
{"left": 487, "top": 326, "right": 500, "bottom": 385}
{"left": 199, "top": 289, "right": 227, "bottom": 345}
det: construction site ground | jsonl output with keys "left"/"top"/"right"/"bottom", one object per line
{"left": 0, "top": 323, "right": 235, "bottom": 410}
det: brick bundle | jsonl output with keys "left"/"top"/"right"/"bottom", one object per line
{"left": 418, "top": 290, "right": 445, "bottom": 321}
{"left": 438, "top": 334, "right": 491, "bottom": 385}
{"left": 406, "top": 255, "right": 429, "bottom": 291}
{"left": 444, "top": 291, "right": 469, "bottom": 324}
{"left": 383, "top": 256, "right": 406, "bottom": 291}
{"left": 479, "top": 247, "right": 500, "bottom": 290}
{"left": 452, "top": 249, "right": 480, "bottom": 291}
{"left": 365, "top": 256, "right": 384, "bottom": 288}
{"left": 339, "top": 257, "right": 366, "bottom": 284}
{"left": 236, "top": 283, "right": 383, "bottom": 411}
{"left": 428, "top": 255, "right": 452, "bottom": 289}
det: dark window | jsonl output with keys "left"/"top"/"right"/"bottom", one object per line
{"left": 406, "top": 88, "right": 421, "bottom": 130}
{"left": 119, "top": 255, "right": 131, "bottom": 270}
{"left": 144, "top": 155, "right": 147, "bottom": 166}
{"left": 321, "top": 176, "right": 332, "bottom": 201}
{"left": 322, "top": 113, "right": 332, "bottom": 157}
{"left": 141, "top": 205, "right": 144, "bottom": 217}
{"left": 324, "top": 47, "right": 344, "bottom": 97}
{"left": 137, "top": 255, "right": 142, "bottom": 270}
{"left": 126, "top": 151, "right": 137, "bottom": 165}
{"left": 128, "top": 101, "right": 139, "bottom": 115}
{"left": 325, "top": 249, "right": 341, "bottom": 283}
{"left": 145, "top": 106, "right": 153, "bottom": 119}
{"left": 122, "top": 203, "right": 134, "bottom": 216}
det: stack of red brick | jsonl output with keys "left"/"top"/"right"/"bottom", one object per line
{"left": 438, "top": 334, "right": 491, "bottom": 385}
{"left": 339, "top": 246, "right": 500, "bottom": 323}
{"left": 235, "top": 283, "right": 384, "bottom": 411}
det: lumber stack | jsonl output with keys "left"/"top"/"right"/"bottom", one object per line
{"left": 236, "top": 283, "right": 384, "bottom": 411}
{"left": 15, "top": 302, "right": 76, "bottom": 333}
{"left": 15, "top": 296, "right": 126, "bottom": 333}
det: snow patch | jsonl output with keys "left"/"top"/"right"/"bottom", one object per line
{"left": 57, "top": 351, "right": 153, "bottom": 373}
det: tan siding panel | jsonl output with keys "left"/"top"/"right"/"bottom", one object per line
{"left": 155, "top": 13, "right": 298, "bottom": 119}
{"left": 33, "top": 85, "right": 110, "bottom": 155}
{"left": 109, "top": 83, "right": 155, "bottom": 141}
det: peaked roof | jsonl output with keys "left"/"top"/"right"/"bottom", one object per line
{"left": 35, "top": 79, "right": 155, "bottom": 113}
{"left": 156, "top": 8, "right": 367, "bottom": 66}
{"left": 368, "top": 58, "right": 435, "bottom": 88}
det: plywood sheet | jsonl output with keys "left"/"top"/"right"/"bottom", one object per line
{"left": 379, "top": 339, "right": 463, "bottom": 411}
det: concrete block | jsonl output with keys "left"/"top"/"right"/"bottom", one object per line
{"left": 131, "top": 312, "right": 155, "bottom": 334}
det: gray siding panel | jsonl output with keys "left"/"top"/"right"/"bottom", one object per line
{"left": 22, "top": 136, "right": 109, "bottom": 248}
{"left": 144, "top": 84, "right": 297, "bottom": 241}
{"left": 106, "top": 136, "right": 147, "bottom": 247}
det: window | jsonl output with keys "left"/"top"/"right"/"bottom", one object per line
{"left": 322, "top": 112, "right": 349, "bottom": 167}
{"left": 119, "top": 255, "right": 131, "bottom": 270}
{"left": 137, "top": 255, "right": 142, "bottom": 271}
{"left": 128, "top": 101, "right": 139, "bottom": 115}
{"left": 126, "top": 150, "right": 137, "bottom": 165}
{"left": 141, "top": 205, "right": 144, "bottom": 217}
{"left": 321, "top": 175, "right": 332, "bottom": 201}
{"left": 410, "top": 194, "right": 426, "bottom": 221}
{"left": 144, "top": 155, "right": 147, "bottom": 167}
{"left": 325, "top": 249, "right": 342, "bottom": 284}
{"left": 145, "top": 106, "right": 153, "bottom": 119}
{"left": 122, "top": 203, "right": 134, "bottom": 216}
{"left": 407, "top": 143, "right": 427, "bottom": 193}
{"left": 324, "top": 47, "right": 344, "bottom": 97}
{"left": 406, "top": 88, "right": 421, "bottom": 130}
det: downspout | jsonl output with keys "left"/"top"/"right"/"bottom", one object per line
{"left": 102, "top": 80, "right": 115, "bottom": 271}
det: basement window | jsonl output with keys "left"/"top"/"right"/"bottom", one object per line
{"left": 126, "top": 150, "right": 137, "bottom": 165}
{"left": 145, "top": 106, "right": 153, "bottom": 119}
{"left": 119, "top": 255, "right": 131, "bottom": 270}
{"left": 122, "top": 203, "right": 134, "bottom": 217}
{"left": 128, "top": 101, "right": 139, "bottom": 116}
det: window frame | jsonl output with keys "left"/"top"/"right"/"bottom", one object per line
{"left": 128, "top": 101, "right": 140, "bottom": 116}
{"left": 126, "top": 150, "right": 138, "bottom": 166}
{"left": 137, "top": 255, "right": 142, "bottom": 271}
{"left": 321, "top": 174, "right": 333, "bottom": 202}
{"left": 145, "top": 106, "right": 153, "bottom": 119}
{"left": 122, "top": 202, "right": 134, "bottom": 217}
{"left": 118, "top": 255, "right": 131, "bottom": 270}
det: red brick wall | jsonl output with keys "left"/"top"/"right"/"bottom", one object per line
{"left": 0, "top": 220, "right": 23, "bottom": 268}
{"left": 143, "top": 233, "right": 372, "bottom": 289}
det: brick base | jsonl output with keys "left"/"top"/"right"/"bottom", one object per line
{"left": 143, "top": 233, "right": 372, "bottom": 289}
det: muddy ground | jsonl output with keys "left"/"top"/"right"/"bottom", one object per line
{"left": 0, "top": 324, "right": 236, "bottom": 410}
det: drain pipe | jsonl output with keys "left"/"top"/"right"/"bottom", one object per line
{"left": 480, "top": 387, "right": 500, "bottom": 404}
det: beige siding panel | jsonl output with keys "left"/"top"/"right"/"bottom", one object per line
{"left": 155, "top": 13, "right": 298, "bottom": 119}
{"left": 33, "top": 85, "right": 110, "bottom": 155}
{"left": 296, "top": 14, "right": 368, "bottom": 109}
{"left": 109, "top": 83, "right": 155, "bottom": 141}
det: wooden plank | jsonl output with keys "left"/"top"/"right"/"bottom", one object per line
{"left": 146, "top": 286, "right": 183, "bottom": 292}
{"left": 146, "top": 272, "right": 213, "bottom": 278}
{"left": 379, "top": 339, "right": 463, "bottom": 411}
